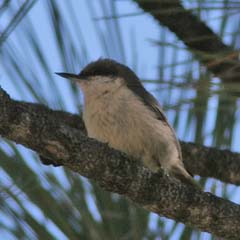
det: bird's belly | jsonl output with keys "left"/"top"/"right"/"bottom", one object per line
{"left": 84, "top": 108, "right": 135, "bottom": 152}
{"left": 83, "top": 103, "right": 178, "bottom": 172}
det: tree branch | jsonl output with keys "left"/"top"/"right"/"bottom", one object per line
{"left": 135, "top": 0, "right": 240, "bottom": 83}
{"left": 1, "top": 86, "right": 240, "bottom": 239}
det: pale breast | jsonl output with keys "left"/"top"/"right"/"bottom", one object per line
{"left": 83, "top": 86, "right": 181, "bottom": 172}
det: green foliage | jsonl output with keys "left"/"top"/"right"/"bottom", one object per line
{"left": 0, "top": 0, "right": 240, "bottom": 239}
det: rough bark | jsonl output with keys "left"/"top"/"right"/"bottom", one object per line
{"left": 135, "top": 0, "right": 240, "bottom": 83}
{"left": 1, "top": 86, "right": 240, "bottom": 239}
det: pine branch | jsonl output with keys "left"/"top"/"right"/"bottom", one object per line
{"left": 0, "top": 86, "right": 240, "bottom": 239}
{"left": 135, "top": 0, "right": 240, "bottom": 83}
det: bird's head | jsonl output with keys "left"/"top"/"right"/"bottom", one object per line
{"left": 56, "top": 59, "right": 141, "bottom": 93}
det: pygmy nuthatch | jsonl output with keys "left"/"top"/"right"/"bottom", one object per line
{"left": 57, "top": 59, "right": 196, "bottom": 186}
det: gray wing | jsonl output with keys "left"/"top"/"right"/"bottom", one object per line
{"left": 126, "top": 81, "right": 183, "bottom": 160}
{"left": 126, "top": 81, "right": 167, "bottom": 122}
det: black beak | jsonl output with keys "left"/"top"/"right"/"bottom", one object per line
{"left": 55, "top": 72, "right": 81, "bottom": 79}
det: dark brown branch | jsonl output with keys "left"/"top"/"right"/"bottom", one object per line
{"left": 182, "top": 142, "right": 240, "bottom": 185}
{"left": 1, "top": 87, "right": 240, "bottom": 239}
{"left": 1, "top": 86, "right": 240, "bottom": 184}
{"left": 135, "top": 0, "right": 240, "bottom": 83}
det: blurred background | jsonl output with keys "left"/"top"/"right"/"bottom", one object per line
{"left": 0, "top": 0, "right": 240, "bottom": 239}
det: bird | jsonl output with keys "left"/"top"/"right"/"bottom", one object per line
{"left": 56, "top": 59, "right": 197, "bottom": 187}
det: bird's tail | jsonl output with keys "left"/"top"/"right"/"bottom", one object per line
{"left": 170, "top": 165, "right": 201, "bottom": 189}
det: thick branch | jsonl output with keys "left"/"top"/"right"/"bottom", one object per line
{"left": 135, "top": 0, "right": 240, "bottom": 83}
{"left": 182, "top": 142, "right": 240, "bottom": 185}
{"left": 1, "top": 87, "right": 240, "bottom": 239}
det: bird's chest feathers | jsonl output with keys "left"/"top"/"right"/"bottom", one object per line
{"left": 83, "top": 85, "right": 128, "bottom": 142}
